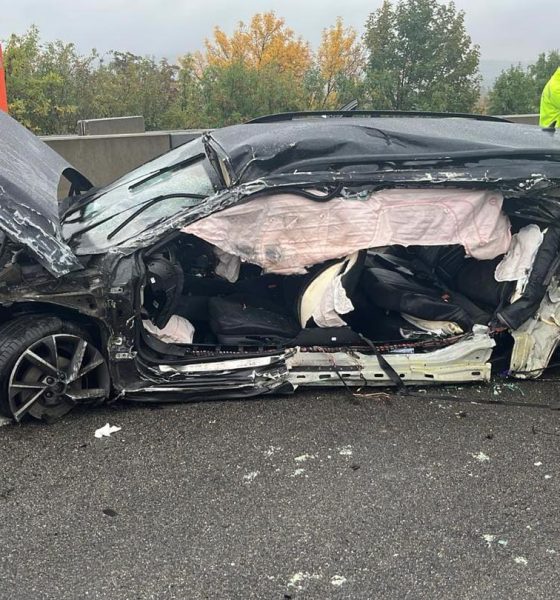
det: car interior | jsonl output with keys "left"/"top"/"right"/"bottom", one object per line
{"left": 138, "top": 191, "right": 554, "bottom": 357}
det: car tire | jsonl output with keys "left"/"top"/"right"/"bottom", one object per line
{"left": 0, "top": 315, "right": 110, "bottom": 422}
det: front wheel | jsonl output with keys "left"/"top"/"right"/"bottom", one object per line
{"left": 0, "top": 316, "right": 110, "bottom": 422}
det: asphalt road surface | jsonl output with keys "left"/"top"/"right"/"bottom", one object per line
{"left": 1, "top": 379, "right": 559, "bottom": 599}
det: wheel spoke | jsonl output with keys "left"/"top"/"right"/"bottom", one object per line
{"left": 13, "top": 388, "right": 45, "bottom": 421}
{"left": 75, "top": 355, "right": 105, "bottom": 381}
{"left": 67, "top": 339, "right": 87, "bottom": 381}
{"left": 44, "top": 336, "right": 59, "bottom": 370}
{"left": 24, "top": 350, "right": 59, "bottom": 376}
{"left": 65, "top": 388, "right": 107, "bottom": 401}
{"left": 11, "top": 382, "right": 46, "bottom": 390}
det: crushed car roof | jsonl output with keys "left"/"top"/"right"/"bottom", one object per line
{"left": 207, "top": 116, "right": 560, "bottom": 184}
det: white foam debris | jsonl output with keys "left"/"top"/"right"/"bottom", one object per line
{"left": 331, "top": 576, "right": 347, "bottom": 587}
{"left": 264, "top": 446, "right": 281, "bottom": 457}
{"left": 545, "top": 474, "right": 552, "bottom": 480}
{"left": 339, "top": 446, "right": 353, "bottom": 456}
{"left": 291, "top": 468, "right": 306, "bottom": 477}
{"left": 94, "top": 423, "right": 121, "bottom": 438}
{"left": 534, "top": 461, "right": 542, "bottom": 467}
{"left": 482, "top": 534, "right": 508, "bottom": 548}
{"left": 472, "top": 452, "right": 490, "bottom": 462}
{"left": 514, "top": 556, "right": 528, "bottom": 566}
{"left": 294, "top": 453, "right": 316, "bottom": 462}
{"left": 546, "top": 549, "right": 556, "bottom": 554}
{"left": 243, "top": 471, "right": 259, "bottom": 482}
{"left": 287, "top": 572, "right": 321, "bottom": 589}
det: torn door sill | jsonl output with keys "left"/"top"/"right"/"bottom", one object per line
{"left": 158, "top": 353, "right": 287, "bottom": 374}
{"left": 287, "top": 330, "right": 495, "bottom": 387}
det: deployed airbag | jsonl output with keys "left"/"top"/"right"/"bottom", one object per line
{"left": 143, "top": 315, "right": 195, "bottom": 344}
{"left": 495, "top": 224, "right": 544, "bottom": 284}
{"left": 183, "top": 189, "right": 511, "bottom": 274}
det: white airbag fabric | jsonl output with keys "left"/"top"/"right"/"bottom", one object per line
{"left": 299, "top": 255, "right": 358, "bottom": 328}
{"left": 313, "top": 275, "right": 354, "bottom": 328}
{"left": 143, "top": 315, "right": 195, "bottom": 344}
{"left": 214, "top": 247, "right": 241, "bottom": 282}
{"left": 183, "top": 189, "right": 511, "bottom": 274}
{"left": 495, "top": 224, "right": 544, "bottom": 282}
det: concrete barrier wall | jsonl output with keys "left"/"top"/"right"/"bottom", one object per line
{"left": 41, "top": 115, "right": 541, "bottom": 187}
{"left": 42, "top": 130, "right": 206, "bottom": 187}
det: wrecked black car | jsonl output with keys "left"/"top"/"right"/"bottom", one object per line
{"left": 2, "top": 109, "right": 560, "bottom": 422}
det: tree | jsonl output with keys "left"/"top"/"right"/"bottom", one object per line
{"left": 197, "top": 60, "right": 308, "bottom": 127}
{"left": 160, "top": 53, "right": 205, "bottom": 129}
{"left": 487, "top": 65, "right": 535, "bottom": 115}
{"left": 309, "top": 17, "right": 365, "bottom": 109}
{"left": 363, "top": 0, "right": 480, "bottom": 112}
{"left": 487, "top": 51, "right": 560, "bottom": 116}
{"left": 3, "top": 26, "right": 98, "bottom": 134}
{"left": 529, "top": 51, "right": 560, "bottom": 109}
{"left": 3, "top": 26, "right": 183, "bottom": 133}
{"left": 203, "top": 11, "right": 311, "bottom": 78}
{"left": 89, "top": 51, "right": 178, "bottom": 130}
{"left": 187, "top": 11, "right": 312, "bottom": 125}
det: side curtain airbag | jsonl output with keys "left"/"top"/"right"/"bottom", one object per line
{"left": 183, "top": 189, "right": 511, "bottom": 274}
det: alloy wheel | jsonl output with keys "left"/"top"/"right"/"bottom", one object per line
{"left": 8, "top": 334, "right": 110, "bottom": 421}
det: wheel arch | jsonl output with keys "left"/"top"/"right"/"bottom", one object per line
{"left": 0, "top": 301, "right": 111, "bottom": 352}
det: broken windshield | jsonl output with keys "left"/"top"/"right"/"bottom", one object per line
{"left": 62, "top": 138, "right": 220, "bottom": 251}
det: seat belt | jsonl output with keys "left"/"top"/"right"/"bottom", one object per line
{"left": 359, "top": 333, "right": 408, "bottom": 394}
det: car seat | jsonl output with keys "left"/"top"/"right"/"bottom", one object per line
{"left": 207, "top": 252, "right": 365, "bottom": 345}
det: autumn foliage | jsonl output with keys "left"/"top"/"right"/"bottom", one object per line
{"left": 204, "top": 13, "right": 311, "bottom": 78}
{"left": 1, "top": 5, "right": 492, "bottom": 134}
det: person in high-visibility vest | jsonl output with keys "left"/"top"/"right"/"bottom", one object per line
{"left": 540, "top": 67, "right": 560, "bottom": 129}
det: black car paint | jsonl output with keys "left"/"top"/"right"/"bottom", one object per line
{"left": 0, "top": 111, "right": 92, "bottom": 277}
{"left": 2, "top": 112, "right": 560, "bottom": 409}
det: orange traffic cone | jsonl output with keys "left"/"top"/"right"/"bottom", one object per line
{"left": 0, "top": 44, "right": 8, "bottom": 113}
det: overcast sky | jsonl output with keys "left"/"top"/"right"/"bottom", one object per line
{"left": 2, "top": 0, "right": 558, "bottom": 63}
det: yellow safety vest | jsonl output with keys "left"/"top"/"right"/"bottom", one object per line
{"left": 540, "top": 67, "right": 560, "bottom": 128}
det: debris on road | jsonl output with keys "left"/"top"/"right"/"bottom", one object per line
{"left": 472, "top": 451, "right": 490, "bottom": 462}
{"left": 94, "top": 423, "right": 122, "bottom": 438}
{"left": 287, "top": 572, "right": 321, "bottom": 590}
{"left": 294, "top": 453, "right": 316, "bottom": 462}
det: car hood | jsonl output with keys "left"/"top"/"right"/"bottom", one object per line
{"left": 0, "top": 111, "right": 84, "bottom": 277}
